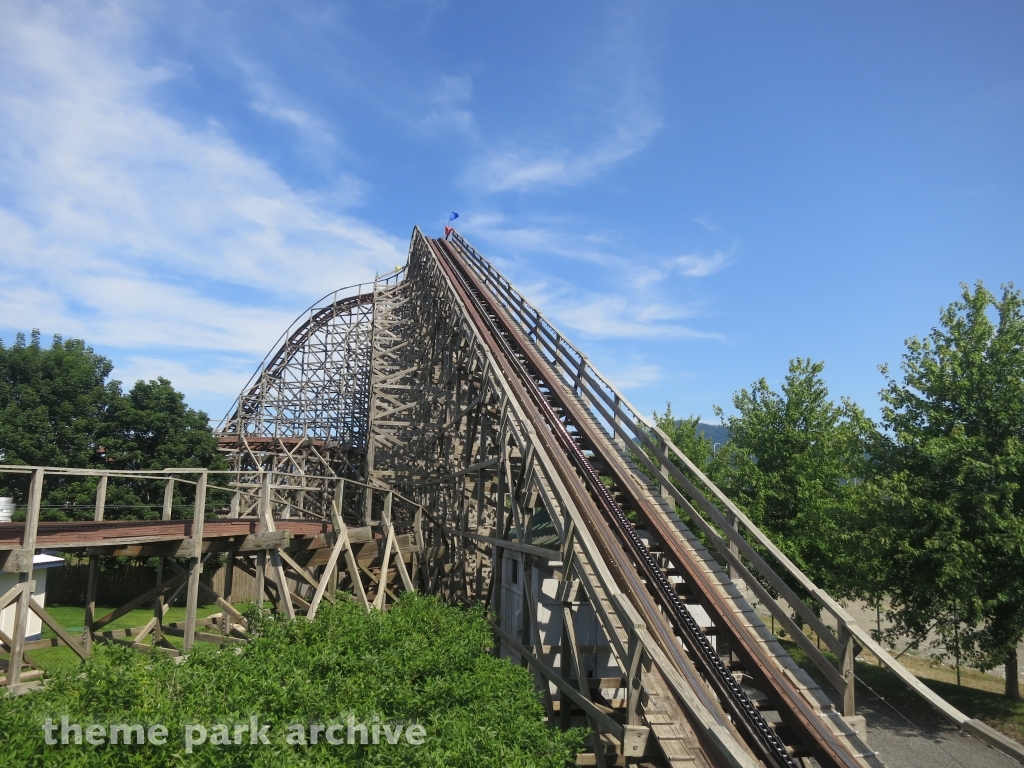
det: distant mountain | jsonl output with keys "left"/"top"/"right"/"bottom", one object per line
{"left": 695, "top": 422, "right": 730, "bottom": 446}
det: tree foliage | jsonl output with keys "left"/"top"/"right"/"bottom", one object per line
{"left": 0, "top": 330, "right": 225, "bottom": 520}
{"left": 649, "top": 403, "right": 719, "bottom": 487}
{"left": 868, "top": 282, "right": 1024, "bottom": 697}
{"left": 0, "top": 331, "right": 116, "bottom": 468}
{"left": 711, "top": 359, "right": 873, "bottom": 597}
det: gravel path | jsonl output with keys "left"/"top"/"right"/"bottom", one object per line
{"left": 857, "top": 687, "right": 1019, "bottom": 768}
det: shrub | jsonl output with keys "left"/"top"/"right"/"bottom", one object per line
{"left": 0, "top": 594, "right": 584, "bottom": 767}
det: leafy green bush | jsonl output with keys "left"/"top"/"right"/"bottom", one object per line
{"left": 0, "top": 594, "right": 584, "bottom": 766}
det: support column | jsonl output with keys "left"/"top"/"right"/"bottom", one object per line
{"left": 154, "top": 476, "right": 175, "bottom": 647}
{"left": 255, "top": 552, "right": 266, "bottom": 609}
{"left": 259, "top": 472, "right": 295, "bottom": 619}
{"left": 839, "top": 624, "right": 856, "bottom": 717}
{"left": 161, "top": 477, "right": 174, "bottom": 521}
{"left": 8, "top": 468, "right": 42, "bottom": 686}
{"left": 183, "top": 472, "right": 207, "bottom": 652}
{"left": 94, "top": 474, "right": 108, "bottom": 521}
{"left": 84, "top": 471, "right": 107, "bottom": 657}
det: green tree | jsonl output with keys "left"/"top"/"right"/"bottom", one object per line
{"left": 871, "top": 281, "right": 1024, "bottom": 699}
{"left": 650, "top": 404, "right": 718, "bottom": 486}
{"left": 0, "top": 331, "right": 116, "bottom": 469}
{"left": 712, "top": 358, "right": 873, "bottom": 597}
{"left": 45, "top": 377, "right": 228, "bottom": 520}
{"left": 99, "top": 378, "right": 222, "bottom": 472}
{"left": 0, "top": 331, "right": 226, "bottom": 520}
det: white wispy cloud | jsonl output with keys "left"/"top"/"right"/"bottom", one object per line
{"left": 419, "top": 75, "right": 476, "bottom": 136}
{"left": 463, "top": 113, "right": 661, "bottom": 193}
{"left": 515, "top": 280, "right": 720, "bottom": 342}
{"left": 459, "top": 5, "right": 662, "bottom": 193}
{"left": 454, "top": 213, "right": 732, "bottom": 342}
{"left": 241, "top": 64, "right": 338, "bottom": 150}
{"left": 673, "top": 250, "right": 733, "bottom": 277}
{"left": 591, "top": 361, "right": 663, "bottom": 389}
{"left": 463, "top": 213, "right": 618, "bottom": 266}
{"left": 113, "top": 356, "right": 261, "bottom": 422}
{"left": 0, "top": 2, "right": 404, "bottom": 413}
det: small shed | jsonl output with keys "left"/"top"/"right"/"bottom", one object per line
{"left": 0, "top": 554, "right": 65, "bottom": 642}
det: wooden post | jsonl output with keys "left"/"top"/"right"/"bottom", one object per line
{"left": 839, "top": 624, "right": 856, "bottom": 717}
{"left": 560, "top": 600, "right": 572, "bottom": 730}
{"left": 83, "top": 472, "right": 109, "bottom": 656}
{"left": 83, "top": 557, "right": 98, "bottom": 656}
{"left": 656, "top": 437, "right": 671, "bottom": 502}
{"left": 373, "top": 493, "right": 396, "bottom": 611}
{"left": 726, "top": 511, "right": 740, "bottom": 578}
{"left": 626, "top": 626, "right": 643, "bottom": 729}
{"left": 8, "top": 468, "right": 43, "bottom": 686}
{"left": 255, "top": 552, "right": 266, "bottom": 609}
{"left": 152, "top": 555, "right": 165, "bottom": 648}
{"left": 94, "top": 474, "right": 108, "bottom": 521}
{"left": 332, "top": 480, "right": 345, "bottom": 594}
{"left": 183, "top": 472, "right": 207, "bottom": 652}
{"left": 162, "top": 477, "right": 174, "bottom": 521}
{"left": 363, "top": 483, "right": 373, "bottom": 526}
{"left": 333, "top": 479, "right": 346, "bottom": 520}
{"left": 223, "top": 556, "right": 235, "bottom": 605}
{"left": 259, "top": 472, "right": 295, "bottom": 619}
{"left": 413, "top": 505, "right": 424, "bottom": 591}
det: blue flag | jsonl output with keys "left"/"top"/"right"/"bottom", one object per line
{"left": 448, "top": 211, "right": 459, "bottom": 222}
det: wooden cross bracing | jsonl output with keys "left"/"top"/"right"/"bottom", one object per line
{"left": 4, "top": 231, "right": 1017, "bottom": 768}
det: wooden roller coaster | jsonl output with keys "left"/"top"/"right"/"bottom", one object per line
{"left": 2, "top": 228, "right": 1021, "bottom": 767}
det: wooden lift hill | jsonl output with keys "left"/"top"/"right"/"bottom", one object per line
{"left": 2, "top": 228, "right": 1021, "bottom": 768}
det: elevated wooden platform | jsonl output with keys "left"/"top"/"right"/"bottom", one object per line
{"left": 0, "top": 466, "right": 424, "bottom": 692}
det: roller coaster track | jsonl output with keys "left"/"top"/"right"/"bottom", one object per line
{"left": 207, "top": 226, "right": 1023, "bottom": 767}
{"left": 5, "top": 229, "right": 1018, "bottom": 766}
{"left": 0, "top": 225, "right": 958, "bottom": 765}
{"left": 428, "top": 236, "right": 872, "bottom": 768}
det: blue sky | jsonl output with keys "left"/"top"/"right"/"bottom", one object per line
{"left": 1, "top": 1, "right": 1021, "bottom": 427}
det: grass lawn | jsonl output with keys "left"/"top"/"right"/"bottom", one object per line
{"left": 4, "top": 603, "right": 223, "bottom": 677}
{"left": 775, "top": 627, "right": 1024, "bottom": 746}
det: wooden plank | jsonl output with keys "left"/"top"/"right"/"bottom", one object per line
{"left": 0, "top": 582, "right": 22, "bottom": 613}
{"left": 373, "top": 524, "right": 397, "bottom": 610}
{"left": 8, "top": 469, "right": 42, "bottom": 686}
{"left": 29, "top": 597, "right": 87, "bottom": 660}
{"left": 0, "top": 550, "right": 32, "bottom": 573}
{"left": 91, "top": 571, "right": 190, "bottom": 631}
{"left": 308, "top": 512, "right": 350, "bottom": 619}
{"left": 183, "top": 472, "right": 207, "bottom": 652}
{"left": 442, "top": 527, "right": 560, "bottom": 561}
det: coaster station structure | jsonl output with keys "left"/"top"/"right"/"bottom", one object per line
{"left": 2, "top": 228, "right": 1022, "bottom": 768}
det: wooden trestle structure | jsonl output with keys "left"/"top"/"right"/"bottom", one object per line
{"left": 3, "top": 228, "right": 1022, "bottom": 768}
{"left": 0, "top": 466, "right": 422, "bottom": 687}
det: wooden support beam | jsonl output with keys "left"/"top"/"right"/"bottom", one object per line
{"left": 259, "top": 473, "right": 295, "bottom": 620}
{"left": 161, "top": 477, "right": 174, "bottom": 521}
{"left": 28, "top": 596, "right": 87, "bottom": 660}
{"left": 492, "top": 621, "right": 625, "bottom": 740}
{"left": 94, "top": 474, "right": 108, "bottom": 521}
{"left": 8, "top": 468, "right": 42, "bottom": 686}
{"left": 91, "top": 571, "right": 190, "bottom": 632}
{"left": 183, "top": 471, "right": 207, "bottom": 652}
